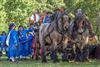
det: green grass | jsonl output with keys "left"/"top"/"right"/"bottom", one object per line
{"left": 0, "top": 57, "right": 100, "bottom": 67}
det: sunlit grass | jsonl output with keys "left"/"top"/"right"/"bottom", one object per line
{"left": 0, "top": 55, "right": 100, "bottom": 67}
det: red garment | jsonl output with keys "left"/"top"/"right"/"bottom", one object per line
{"left": 33, "top": 33, "right": 42, "bottom": 59}
{"left": 33, "top": 33, "right": 36, "bottom": 59}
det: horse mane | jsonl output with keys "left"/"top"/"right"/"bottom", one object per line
{"left": 54, "top": 11, "right": 63, "bottom": 34}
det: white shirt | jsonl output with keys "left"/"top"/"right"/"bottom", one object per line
{"left": 30, "top": 14, "right": 40, "bottom": 23}
{"left": 35, "top": 14, "right": 40, "bottom": 22}
{"left": 30, "top": 15, "right": 34, "bottom": 21}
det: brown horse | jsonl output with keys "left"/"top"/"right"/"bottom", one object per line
{"left": 39, "top": 12, "right": 71, "bottom": 63}
{"left": 73, "top": 16, "right": 90, "bottom": 62}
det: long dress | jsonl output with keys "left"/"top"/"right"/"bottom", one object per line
{"left": 0, "top": 34, "right": 6, "bottom": 51}
{"left": 18, "top": 29, "right": 28, "bottom": 58}
{"left": 8, "top": 29, "right": 18, "bottom": 59}
{"left": 27, "top": 32, "right": 34, "bottom": 56}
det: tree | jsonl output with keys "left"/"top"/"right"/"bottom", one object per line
{"left": 0, "top": 0, "right": 99, "bottom": 32}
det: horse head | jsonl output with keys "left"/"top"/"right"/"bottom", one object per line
{"left": 57, "top": 12, "right": 70, "bottom": 34}
{"left": 76, "top": 16, "right": 86, "bottom": 34}
{"left": 62, "top": 13, "right": 70, "bottom": 31}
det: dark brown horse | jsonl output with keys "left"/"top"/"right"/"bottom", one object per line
{"left": 39, "top": 12, "right": 71, "bottom": 63}
{"left": 73, "top": 16, "right": 90, "bottom": 62}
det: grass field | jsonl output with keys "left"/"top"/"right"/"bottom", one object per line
{"left": 0, "top": 57, "right": 100, "bottom": 67}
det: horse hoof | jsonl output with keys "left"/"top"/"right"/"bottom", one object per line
{"left": 88, "top": 60, "right": 93, "bottom": 63}
{"left": 53, "top": 60, "right": 60, "bottom": 63}
{"left": 75, "top": 62, "right": 79, "bottom": 64}
{"left": 69, "top": 60, "right": 74, "bottom": 63}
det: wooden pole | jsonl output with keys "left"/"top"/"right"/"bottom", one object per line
{"left": 96, "top": 12, "right": 100, "bottom": 40}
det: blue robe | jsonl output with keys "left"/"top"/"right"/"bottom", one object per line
{"left": 0, "top": 35, "right": 2, "bottom": 56}
{"left": 43, "top": 16, "right": 51, "bottom": 23}
{"left": 0, "top": 35, "right": 6, "bottom": 51}
{"left": 27, "top": 32, "right": 34, "bottom": 55}
{"left": 0, "top": 35, "right": 2, "bottom": 51}
{"left": 28, "top": 26, "right": 34, "bottom": 32}
{"left": 16, "top": 31, "right": 20, "bottom": 58}
{"left": 8, "top": 30, "right": 18, "bottom": 58}
{"left": 18, "top": 29, "right": 28, "bottom": 57}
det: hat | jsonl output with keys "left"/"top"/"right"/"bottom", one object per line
{"left": 9, "top": 23, "right": 16, "bottom": 29}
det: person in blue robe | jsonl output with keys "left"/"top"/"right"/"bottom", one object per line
{"left": 28, "top": 24, "right": 34, "bottom": 32}
{"left": 0, "top": 31, "right": 7, "bottom": 60}
{"left": 18, "top": 25, "right": 29, "bottom": 59}
{"left": 1, "top": 31, "right": 7, "bottom": 52}
{"left": 16, "top": 30, "right": 20, "bottom": 59}
{"left": 0, "top": 34, "right": 2, "bottom": 60}
{"left": 27, "top": 32, "right": 34, "bottom": 57}
{"left": 6, "top": 23, "right": 18, "bottom": 62}
{"left": 43, "top": 12, "right": 52, "bottom": 23}
{"left": 27, "top": 24, "right": 34, "bottom": 58}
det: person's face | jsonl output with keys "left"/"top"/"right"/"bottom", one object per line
{"left": 2, "top": 33, "right": 6, "bottom": 35}
{"left": 48, "top": 13, "right": 52, "bottom": 17}
{"left": 12, "top": 26, "right": 16, "bottom": 30}
{"left": 19, "top": 27, "right": 23, "bottom": 31}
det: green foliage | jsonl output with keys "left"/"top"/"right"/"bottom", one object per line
{"left": 0, "top": 0, "right": 100, "bottom": 32}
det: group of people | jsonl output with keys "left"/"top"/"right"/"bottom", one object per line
{"left": 0, "top": 24, "right": 35, "bottom": 62}
{"left": 0, "top": 7, "right": 95, "bottom": 62}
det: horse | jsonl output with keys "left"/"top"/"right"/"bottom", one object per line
{"left": 39, "top": 12, "right": 71, "bottom": 63}
{"left": 72, "top": 16, "right": 90, "bottom": 62}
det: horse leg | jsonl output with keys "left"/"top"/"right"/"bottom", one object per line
{"left": 75, "top": 46, "right": 81, "bottom": 62}
{"left": 41, "top": 45, "right": 46, "bottom": 63}
{"left": 62, "top": 39, "right": 69, "bottom": 62}
{"left": 62, "top": 48, "right": 69, "bottom": 62}
{"left": 50, "top": 45, "right": 58, "bottom": 62}
{"left": 52, "top": 49, "right": 59, "bottom": 63}
{"left": 51, "top": 41, "right": 59, "bottom": 63}
{"left": 82, "top": 37, "right": 89, "bottom": 62}
{"left": 82, "top": 46, "right": 89, "bottom": 62}
{"left": 41, "top": 40, "right": 46, "bottom": 63}
{"left": 72, "top": 44, "right": 76, "bottom": 60}
{"left": 50, "top": 45, "right": 54, "bottom": 60}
